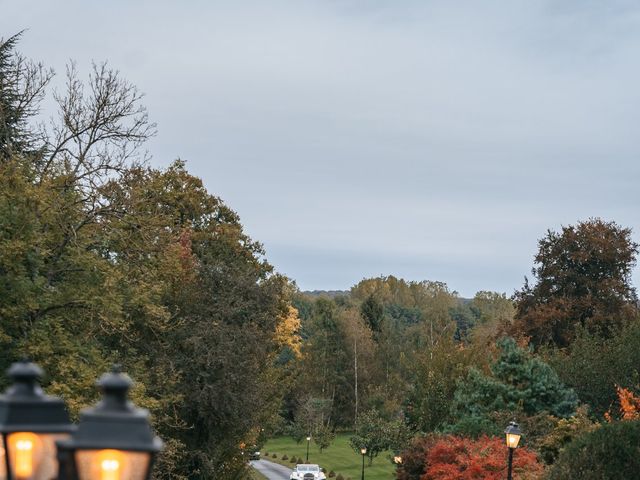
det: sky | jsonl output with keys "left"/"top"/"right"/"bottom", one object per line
{"left": 3, "top": 0, "right": 639, "bottom": 297}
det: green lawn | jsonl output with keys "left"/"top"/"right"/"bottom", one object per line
{"left": 263, "top": 434, "right": 396, "bottom": 480}
{"left": 250, "top": 467, "right": 269, "bottom": 480}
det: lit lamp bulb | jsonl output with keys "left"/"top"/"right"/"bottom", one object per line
{"left": 98, "top": 450, "right": 123, "bottom": 480}
{"left": 9, "top": 432, "right": 39, "bottom": 479}
{"left": 15, "top": 439, "right": 34, "bottom": 477}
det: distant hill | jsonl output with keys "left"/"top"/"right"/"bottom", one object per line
{"left": 302, "top": 290, "right": 349, "bottom": 298}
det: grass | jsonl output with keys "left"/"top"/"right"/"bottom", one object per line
{"left": 263, "top": 434, "right": 396, "bottom": 480}
{"left": 249, "top": 467, "right": 269, "bottom": 480}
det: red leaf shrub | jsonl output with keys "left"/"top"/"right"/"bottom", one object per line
{"left": 422, "top": 435, "right": 543, "bottom": 480}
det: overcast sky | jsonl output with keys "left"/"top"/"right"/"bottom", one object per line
{"left": 3, "top": 1, "right": 639, "bottom": 296}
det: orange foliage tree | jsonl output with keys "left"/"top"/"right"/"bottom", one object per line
{"left": 423, "top": 435, "right": 543, "bottom": 480}
{"left": 605, "top": 386, "right": 640, "bottom": 422}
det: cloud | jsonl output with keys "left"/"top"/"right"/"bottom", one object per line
{"left": 3, "top": 0, "right": 639, "bottom": 295}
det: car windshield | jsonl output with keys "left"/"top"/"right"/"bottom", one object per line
{"left": 298, "top": 466, "right": 319, "bottom": 472}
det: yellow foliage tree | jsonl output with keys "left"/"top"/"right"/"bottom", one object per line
{"left": 275, "top": 305, "right": 302, "bottom": 358}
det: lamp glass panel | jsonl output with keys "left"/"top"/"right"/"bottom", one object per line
{"left": 6, "top": 432, "right": 69, "bottom": 480}
{"left": 506, "top": 433, "right": 521, "bottom": 449}
{"left": 0, "top": 434, "right": 6, "bottom": 480}
{"left": 75, "top": 449, "right": 150, "bottom": 480}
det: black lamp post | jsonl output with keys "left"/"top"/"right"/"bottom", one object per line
{"left": 0, "top": 359, "right": 74, "bottom": 480}
{"left": 360, "top": 447, "right": 366, "bottom": 480}
{"left": 305, "top": 436, "right": 311, "bottom": 463}
{"left": 504, "top": 421, "right": 522, "bottom": 480}
{"left": 56, "top": 366, "right": 162, "bottom": 480}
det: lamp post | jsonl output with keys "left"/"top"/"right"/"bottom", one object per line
{"left": 0, "top": 359, "right": 74, "bottom": 480}
{"left": 360, "top": 447, "right": 366, "bottom": 480}
{"left": 504, "top": 421, "right": 522, "bottom": 480}
{"left": 56, "top": 366, "right": 163, "bottom": 480}
{"left": 305, "top": 436, "right": 311, "bottom": 463}
{"left": 393, "top": 455, "right": 402, "bottom": 466}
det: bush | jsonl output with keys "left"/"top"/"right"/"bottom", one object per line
{"left": 272, "top": 453, "right": 277, "bottom": 458}
{"left": 263, "top": 452, "right": 268, "bottom": 456}
{"left": 321, "top": 468, "right": 327, "bottom": 473}
{"left": 282, "top": 455, "right": 288, "bottom": 461}
{"left": 336, "top": 475, "right": 344, "bottom": 480}
{"left": 328, "top": 471, "right": 336, "bottom": 477}
{"left": 396, "top": 436, "right": 438, "bottom": 480}
{"left": 290, "top": 456, "right": 297, "bottom": 463}
{"left": 548, "top": 421, "right": 640, "bottom": 479}
{"left": 425, "top": 435, "right": 543, "bottom": 480}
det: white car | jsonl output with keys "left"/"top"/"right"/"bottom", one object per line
{"left": 290, "top": 464, "right": 326, "bottom": 480}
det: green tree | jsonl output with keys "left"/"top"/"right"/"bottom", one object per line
{"left": 360, "top": 294, "right": 383, "bottom": 334}
{"left": 547, "top": 321, "right": 640, "bottom": 417}
{"left": 451, "top": 338, "right": 577, "bottom": 429}
{"left": 349, "top": 409, "right": 408, "bottom": 465}
{"left": 313, "top": 424, "right": 336, "bottom": 453}
{"left": 513, "top": 219, "right": 639, "bottom": 347}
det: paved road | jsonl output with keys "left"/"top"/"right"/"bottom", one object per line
{"left": 250, "top": 459, "right": 292, "bottom": 480}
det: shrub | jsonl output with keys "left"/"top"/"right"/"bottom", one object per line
{"left": 272, "top": 453, "right": 277, "bottom": 458}
{"left": 425, "top": 435, "right": 543, "bottom": 480}
{"left": 538, "top": 406, "right": 597, "bottom": 464}
{"left": 263, "top": 452, "right": 268, "bottom": 456}
{"left": 548, "top": 420, "right": 640, "bottom": 479}
{"left": 328, "top": 471, "right": 336, "bottom": 477}
{"left": 336, "top": 475, "right": 344, "bottom": 480}
{"left": 282, "top": 455, "right": 288, "bottom": 461}
{"left": 321, "top": 468, "right": 327, "bottom": 473}
{"left": 290, "top": 456, "right": 297, "bottom": 463}
{"left": 396, "top": 436, "right": 438, "bottom": 480}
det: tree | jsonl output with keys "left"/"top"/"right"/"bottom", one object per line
{"left": 360, "top": 294, "right": 383, "bottom": 334}
{"left": 451, "top": 338, "right": 577, "bottom": 431}
{"left": 0, "top": 32, "right": 53, "bottom": 160}
{"left": 313, "top": 424, "right": 336, "bottom": 453}
{"left": 548, "top": 321, "right": 640, "bottom": 417}
{"left": 405, "top": 337, "right": 481, "bottom": 433}
{"left": 349, "top": 409, "right": 409, "bottom": 465}
{"left": 513, "top": 219, "right": 639, "bottom": 347}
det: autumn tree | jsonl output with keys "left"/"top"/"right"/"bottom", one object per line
{"left": 513, "top": 219, "right": 639, "bottom": 347}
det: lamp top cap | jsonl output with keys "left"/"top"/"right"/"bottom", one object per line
{"left": 504, "top": 421, "right": 521, "bottom": 436}
{"left": 7, "top": 358, "right": 43, "bottom": 382}
{"left": 98, "top": 364, "right": 133, "bottom": 391}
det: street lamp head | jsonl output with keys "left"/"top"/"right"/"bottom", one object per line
{"left": 56, "top": 365, "right": 163, "bottom": 480}
{"left": 360, "top": 447, "right": 367, "bottom": 455}
{"left": 504, "top": 421, "right": 522, "bottom": 449}
{"left": 306, "top": 436, "right": 311, "bottom": 441}
{"left": 393, "top": 455, "right": 402, "bottom": 465}
{"left": 0, "top": 359, "right": 74, "bottom": 480}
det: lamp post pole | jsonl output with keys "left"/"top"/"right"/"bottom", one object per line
{"left": 360, "top": 447, "right": 367, "bottom": 480}
{"left": 504, "top": 421, "right": 522, "bottom": 480}
{"left": 306, "top": 436, "right": 311, "bottom": 462}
